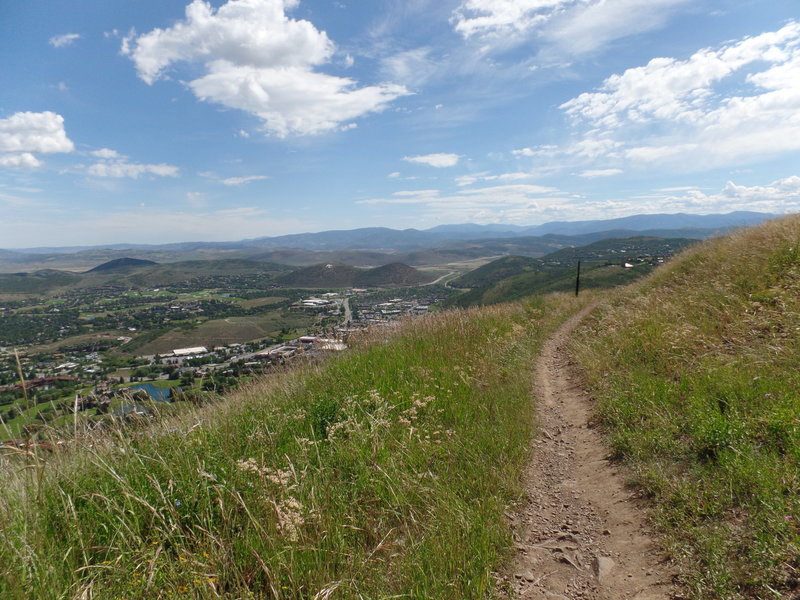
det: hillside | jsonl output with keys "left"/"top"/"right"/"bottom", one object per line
{"left": 0, "top": 259, "right": 293, "bottom": 294}
{"left": 573, "top": 215, "right": 800, "bottom": 598}
{"left": 0, "top": 269, "right": 82, "bottom": 294}
{"left": 450, "top": 237, "right": 695, "bottom": 307}
{"left": 0, "top": 293, "right": 587, "bottom": 599}
{"left": 354, "top": 262, "right": 434, "bottom": 286}
{"left": 451, "top": 255, "right": 541, "bottom": 288}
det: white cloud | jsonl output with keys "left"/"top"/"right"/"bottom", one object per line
{"left": 579, "top": 169, "right": 623, "bottom": 178}
{"left": 220, "top": 174, "right": 269, "bottom": 186}
{"left": 358, "top": 175, "right": 800, "bottom": 225}
{"left": 358, "top": 184, "right": 567, "bottom": 224}
{"left": 403, "top": 153, "right": 461, "bottom": 167}
{"left": 90, "top": 148, "right": 122, "bottom": 159}
{"left": 452, "top": 0, "right": 691, "bottom": 55}
{"left": 452, "top": 0, "right": 568, "bottom": 38}
{"left": 603, "top": 176, "right": 800, "bottom": 216}
{"left": 0, "top": 111, "right": 74, "bottom": 169}
{"left": 557, "top": 22, "right": 800, "bottom": 171}
{"left": 542, "top": 0, "right": 693, "bottom": 56}
{"left": 123, "top": 0, "right": 408, "bottom": 137}
{"left": 381, "top": 47, "right": 437, "bottom": 87}
{"left": 361, "top": 183, "right": 572, "bottom": 224}
{"left": 512, "top": 145, "right": 558, "bottom": 157}
{"left": 49, "top": 33, "right": 81, "bottom": 48}
{"left": 87, "top": 149, "right": 179, "bottom": 179}
{"left": 0, "top": 153, "right": 41, "bottom": 168}
{"left": 455, "top": 171, "right": 538, "bottom": 186}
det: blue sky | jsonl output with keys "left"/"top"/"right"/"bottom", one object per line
{"left": 2, "top": 0, "right": 800, "bottom": 247}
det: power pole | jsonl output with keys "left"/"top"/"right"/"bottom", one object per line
{"left": 575, "top": 260, "right": 581, "bottom": 297}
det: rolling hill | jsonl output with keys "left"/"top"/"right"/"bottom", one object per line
{"left": 275, "top": 262, "right": 434, "bottom": 288}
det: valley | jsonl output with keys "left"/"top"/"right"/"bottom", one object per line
{"left": 0, "top": 216, "right": 759, "bottom": 442}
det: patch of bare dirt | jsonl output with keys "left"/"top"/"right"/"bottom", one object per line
{"left": 500, "top": 304, "right": 680, "bottom": 600}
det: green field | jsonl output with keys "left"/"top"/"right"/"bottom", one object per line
{"left": 235, "top": 296, "right": 288, "bottom": 309}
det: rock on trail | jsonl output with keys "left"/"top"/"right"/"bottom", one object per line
{"left": 501, "top": 304, "right": 679, "bottom": 600}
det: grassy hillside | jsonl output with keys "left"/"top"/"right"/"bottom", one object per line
{"left": 0, "top": 293, "right": 587, "bottom": 599}
{"left": 450, "top": 261, "right": 650, "bottom": 307}
{"left": 573, "top": 216, "right": 800, "bottom": 599}
{"left": 449, "top": 237, "right": 695, "bottom": 308}
{"left": 451, "top": 255, "right": 540, "bottom": 288}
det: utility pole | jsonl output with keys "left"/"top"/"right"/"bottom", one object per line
{"left": 575, "top": 260, "right": 581, "bottom": 297}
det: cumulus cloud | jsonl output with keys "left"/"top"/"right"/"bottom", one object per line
{"left": 220, "top": 175, "right": 269, "bottom": 186}
{"left": 0, "top": 111, "right": 74, "bottom": 168}
{"left": 123, "top": 0, "right": 408, "bottom": 137}
{"left": 403, "top": 153, "right": 461, "bottom": 167}
{"left": 556, "top": 22, "right": 800, "bottom": 170}
{"left": 452, "top": 0, "right": 691, "bottom": 55}
{"left": 49, "top": 33, "right": 81, "bottom": 48}
{"left": 87, "top": 148, "right": 179, "bottom": 179}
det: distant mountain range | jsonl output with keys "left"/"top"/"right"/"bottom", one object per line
{"left": 3, "top": 211, "right": 776, "bottom": 254}
{"left": 0, "top": 211, "right": 779, "bottom": 274}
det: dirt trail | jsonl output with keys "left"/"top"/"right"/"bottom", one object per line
{"left": 502, "top": 304, "right": 678, "bottom": 600}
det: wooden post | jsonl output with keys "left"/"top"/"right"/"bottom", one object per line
{"left": 575, "top": 260, "right": 581, "bottom": 297}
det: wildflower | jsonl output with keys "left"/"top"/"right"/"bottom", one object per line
{"left": 275, "top": 497, "right": 306, "bottom": 541}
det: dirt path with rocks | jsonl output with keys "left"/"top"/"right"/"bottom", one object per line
{"left": 502, "top": 304, "right": 679, "bottom": 600}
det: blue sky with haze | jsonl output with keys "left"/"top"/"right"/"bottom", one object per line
{"left": 1, "top": 0, "right": 799, "bottom": 247}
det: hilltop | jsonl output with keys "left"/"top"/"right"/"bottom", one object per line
{"left": 86, "top": 257, "right": 158, "bottom": 272}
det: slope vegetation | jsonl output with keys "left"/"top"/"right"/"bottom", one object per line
{"left": 573, "top": 216, "right": 800, "bottom": 599}
{"left": 0, "top": 294, "right": 586, "bottom": 599}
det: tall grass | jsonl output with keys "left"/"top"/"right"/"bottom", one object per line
{"left": 0, "top": 294, "right": 585, "bottom": 599}
{"left": 573, "top": 216, "right": 800, "bottom": 599}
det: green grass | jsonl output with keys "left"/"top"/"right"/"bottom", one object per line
{"left": 0, "top": 293, "right": 586, "bottom": 599}
{"left": 573, "top": 216, "right": 800, "bottom": 599}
